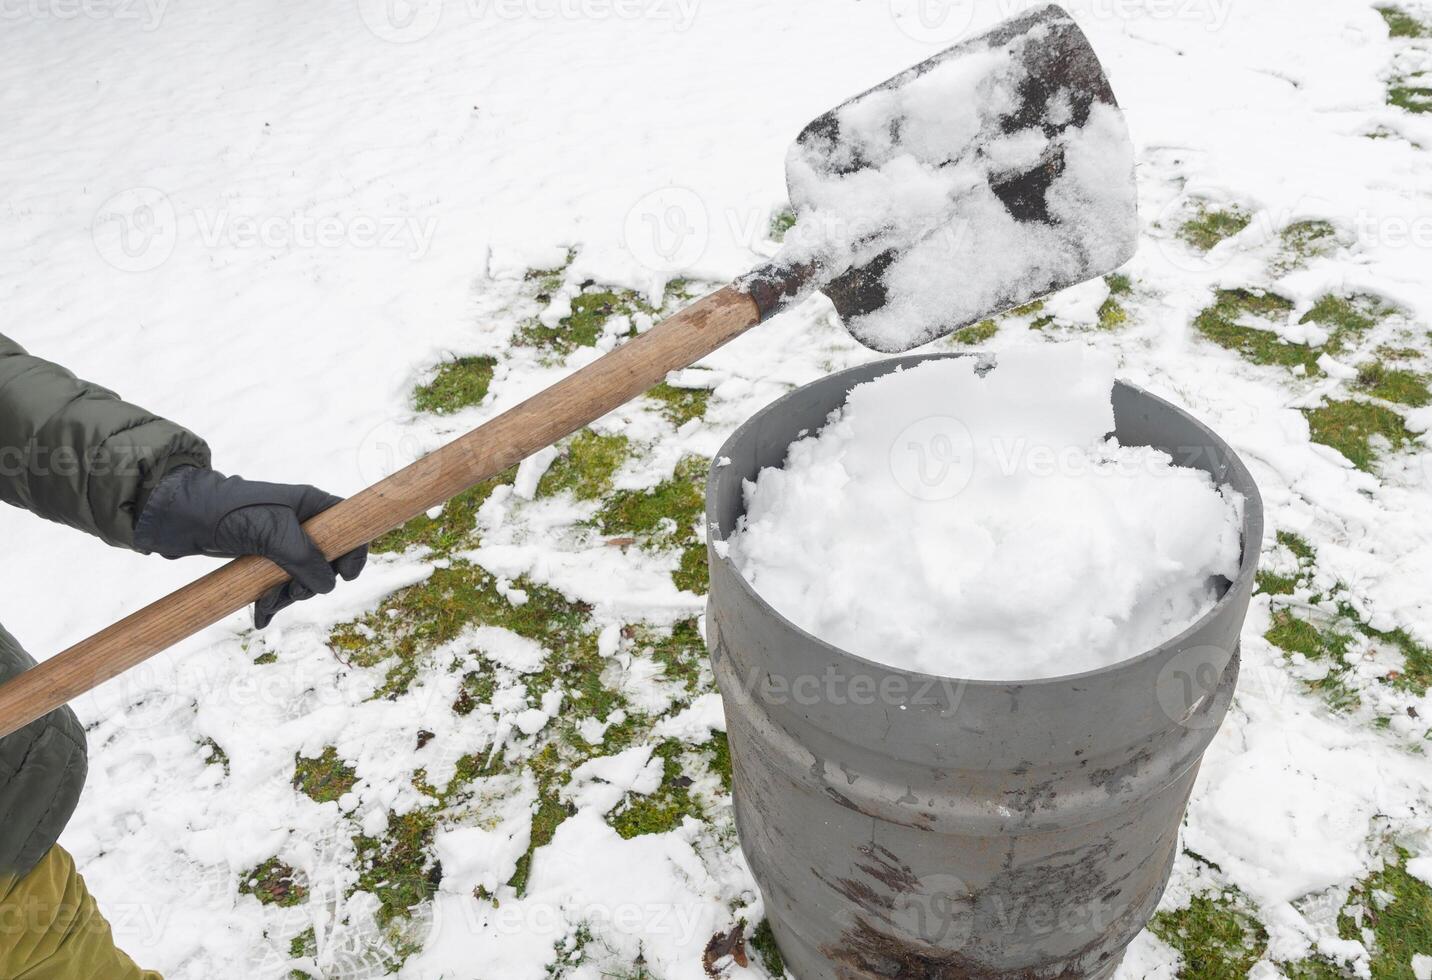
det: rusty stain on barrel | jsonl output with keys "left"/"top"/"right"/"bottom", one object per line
{"left": 705, "top": 354, "right": 1262, "bottom": 979}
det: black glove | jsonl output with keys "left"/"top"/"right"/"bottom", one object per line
{"left": 134, "top": 466, "right": 367, "bottom": 629}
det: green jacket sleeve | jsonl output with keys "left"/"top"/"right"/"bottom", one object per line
{"left": 0, "top": 332, "right": 211, "bottom": 549}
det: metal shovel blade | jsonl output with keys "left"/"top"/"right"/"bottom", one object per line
{"left": 779, "top": 4, "right": 1137, "bottom": 353}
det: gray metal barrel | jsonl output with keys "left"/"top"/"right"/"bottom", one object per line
{"left": 706, "top": 354, "right": 1262, "bottom": 979}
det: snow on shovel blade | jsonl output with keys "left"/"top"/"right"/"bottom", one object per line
{"left": 772, "top": 4, "right": 1137, "bottom": 353}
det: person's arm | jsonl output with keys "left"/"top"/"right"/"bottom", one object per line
{"left": 0, "top": 332, "right": 209, "bottom": 547}
{"left": 0, "top": 333, "right": 364, "bottom": 627}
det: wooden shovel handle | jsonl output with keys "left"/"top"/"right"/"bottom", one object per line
{"left": 0, "top": 285, "right": 761, "bottom": 739}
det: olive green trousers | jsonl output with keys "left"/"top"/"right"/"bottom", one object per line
{"left": 0, "top": 845, "right": 160, "bottom": 979}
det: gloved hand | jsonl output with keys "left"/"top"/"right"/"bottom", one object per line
{"left": 134, "top": 466, "right": 367, "bottom": 628}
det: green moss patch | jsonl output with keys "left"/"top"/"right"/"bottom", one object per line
{"left": 371, "top": 467, "right": 516, "bottom": 557}
{"left": 330, "top": 560, "right": 591, "bottom": 699}
{"left": 413, "top": 356, "right": 497, "bottom": 415}
{"left": 1179, "top": 205, "right": 1251, "bottom": 251}
{"left": 240, "top": 857, "right": 308, "bottom": 907}
{"left": 537, "top": 431, "right": 631, "bottom": 501}
{"left": 1257, "top": 531, "right": 1316, "bottom": 596}
{"left": 1301, "top": 294, "right": 1393, "bottom": 342}
{"left": 1344, "top": 847, "right": 1432, "bottom": 977}
{"left": 1356, "top": 363, "right": 1431, "bottom": 407}
{"left": 1095, "top": 272, "right": 1134, "bottom": 330}
{"left": 769, "top": 208, "right": 797, "bottom": 243}
{"left": 199, "top": 736, "right": 230, "bottom": 775}
{"left": 609, "top": 739, "right": 702, "bottom": 838}
{"left": 1390, "top": 77, "right": 1432, "bottom": 114}
{"left": 1304, "top": 399, "right": 1412, "bottom": 471}
{"left": 750, "top": 920, "right": 786, "bottom": 977}
{"left": 596, "top": 457, "right": 706, "bottom": 541}
{"left": 1151, "top": 891, "right": 1268, "bottom": 979}
{"left": 647, "top": 382, "right": 711, "bottom": 426}
{"left": 1359, "top": 623, "right": 1432, "bottom": 696}
{"left": 708, "top": 732, "right": 732, "bottom": 795}
{"left": 595, "top": 456, "right": 709, "bottom": 595}
{"left": 1266, "top": 608, "right": 1360, "bottom": 712}
{"left": 518, "top": 287, "right": 656, "bottom": 356}
{"left": 1277, "top": 220, "right": 1338, "bottom": 271}
{"left": 293, "top": 746, "right": 358, "bottom": 803}
{"left": 633, "top": 618, "right": 706, "bottom": 699}
{"left": 1193, "top": 289, "right": 1304, "bottom": 368}
{"left": 952, "top": 319, "right": 998, "bottom": 345}
{"left": 289, "top": 926, "right": 317, "bottom": 964}
{"left": 1195, "top": 291, "right": 1395, "bottom": 375}
{"left": 354, "top": 808, "right": 443, "bottom": 926}
{"left": 1379, "top": 5, "right": 1432, "bottom": 37}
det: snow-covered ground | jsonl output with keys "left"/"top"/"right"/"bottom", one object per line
{"left": 2, "top": 0, "right": 1431, "bottom": 977}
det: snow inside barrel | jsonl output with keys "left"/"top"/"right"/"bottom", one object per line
{"left": 704, "top": 351, "right": 1263, "bottom": 979}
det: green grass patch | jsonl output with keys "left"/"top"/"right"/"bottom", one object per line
{"left": 595, "top": 456, "right": 709, "bottom": 594}
{"left": 1359, "top": 623, "right": 1432, "bottom": 696}
{"left": 240, "top": 857, "right": 307, "bottom": 907}
{"left": 633, "top": 618, "right": 706, "bottom": 698}
{"left": 289, "top": 926, "right": 316, "bottom": 960}
{"left": 609, "top": 739, "right": 702, "bottom": 839}
{"left": 1280, "top": 531, "right": 1316, "bottom": 562}
{"left": 708, "top": 732, "right": 732, "bottom": 795}
{"left": 413, "top": 356, "right": 497, "bottom": 415}
{"left": 1095, "top": 272, "right": 1134, "bottom": 330}
{"left": 1257, "top": 531, "right": 1316, "bottom": 596}
{"left": 1197, "top": 291, "right": 1396, "bottom": 377}
{"left": 199, "top": 736, "right": 230, "bottom": 775}
{"left": 750, "top": 920, "right": 786, "bottom": 977}
{"left": 1304, "top": 399, "right": 1412, "bottom": 471}
{"left": 354, "top": 808, "right": 443, "bottom": 926}
{"left": 371, "top": 467, "right": 517, "bottom": 557}
{"left": 1379, "top": 5, "right": 1431, "bottom": 37}
{"left": 952, "top": 319, "right": 998, "bottom": 345}
{"left": 518, "top": 287, "right": 656, "bottom": 356}
{"left": 1301, "top": 294, "right": 1393, "bottom": 343}
{"left": 647, "top": 382, "right": 711, "bottom": 426}
{"left": 1356, "top": 363, "right": 1431, "bottom": 407}
{"left": 1277, "top": 220, "right": 1338, "bottom": 270}
{"left": 1151, "top": 891, "right": 1268, "bottom": 979}
{"left": 769, "top": 208, "right": 797, "bottom": 243}
{"left": 1343, "top": 847, "right": 1432, "bottom": 978}
{"left": 595, "top": 456, "right": 707, "bottom": 541}
{"left": 1179, "top": 204, "right": 1251, "bottom": 251}
{"left": 1266, "top": 609, "right": 1361, "bottom": 712}
{"left": 1193, "top": 289, "right": 1305, "bottom": 368}
{"left": 673, "top": 544, "right": 708, "bottom": 594}
{"left": 293, "top": 746, "right": 357, "bottom": 804}
{"left": 537, "top": 431, "right": 631, "bottom": 501}
{"left": 330, "top": 560, "right": 591, "bottom": 699}
{"left": 1390, "top": 79, "right": 1432, "bottom": 114}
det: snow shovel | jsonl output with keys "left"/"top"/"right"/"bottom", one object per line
{"left": 0, "top": 3, "right": 1136, "bottom": 738}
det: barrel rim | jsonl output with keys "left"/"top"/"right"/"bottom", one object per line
{"left": 705, "top": 351, "right": 1265, "bottom": 688}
